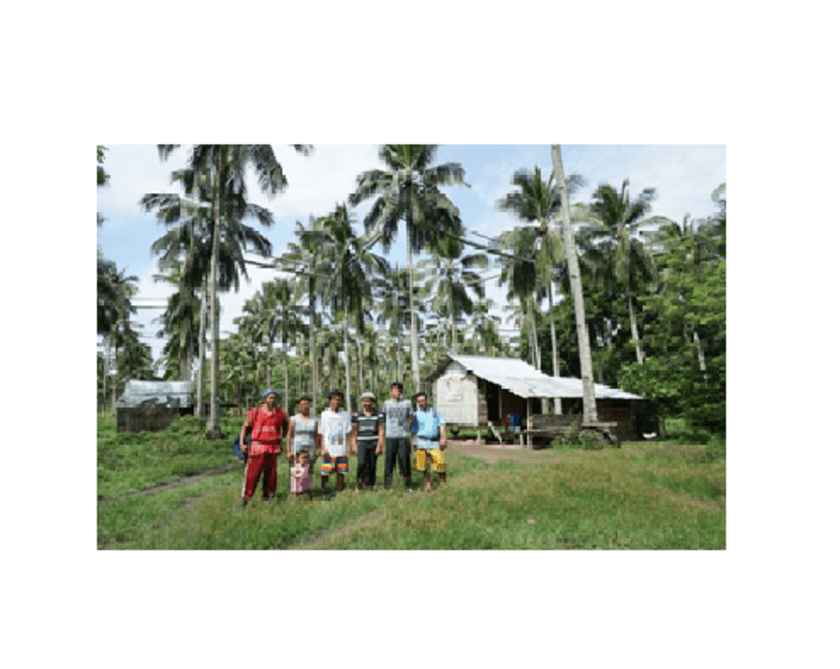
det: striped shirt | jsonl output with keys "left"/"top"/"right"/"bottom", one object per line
{"left": 352, "top": 410, "right": 383, "bottom": 447}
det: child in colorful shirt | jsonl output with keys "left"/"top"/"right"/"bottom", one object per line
{"left": 290, "top": 450, "right": 311, "bottom": 498}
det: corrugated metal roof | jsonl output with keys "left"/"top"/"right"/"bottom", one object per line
{"left": 434, "top": 354, "right": 643, "bottom": 400}
{"left": 120, "top": 380, "right": 193, "bottom": 408}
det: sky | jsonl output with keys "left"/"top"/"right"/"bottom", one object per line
{"left": 96, "top": 144, "right": 725, "bottom": 368}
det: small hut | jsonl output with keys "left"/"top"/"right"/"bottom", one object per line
{"left": 116, "top": 380, "right": 193, "bottom": 433}
{"left": 425, "top": 354, "right": 645, "bottom": 446}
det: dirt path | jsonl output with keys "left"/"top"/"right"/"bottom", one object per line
{"left": 446, "top": 439, "right": 569, "bottom": 465}
{"left": 98, "top": 462, "right": 242, "bottom": 505}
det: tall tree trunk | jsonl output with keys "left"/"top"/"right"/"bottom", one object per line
{"left": 370, "top": 345, "right": 377, "bottom": 394}
{"left": 207, "top": 146, "right": 225, "bottom": 439}
{"left": 628, "top": 287, "right": 644, "bottom": 364}
{"left": 308, "top": 275, "right": 319, "bottom": 407}
{"left": 407, "top": 225, "right": 420, "bottom": 391}
{"left": 103, "top": 336, "right": 110, "bottom": 418}
{"left": 112, "top": 326, "right": 119, "bottom": 415}
{"left": 357, "top": 339, "right": 364, "bottom": 396}
{"left": 195, "top": 279, "right": 207, "bottom": 418}
{"left": 541, "top": 219, "right": 562, "bottom": 414}
{"left": 552, "top": 145, "right": 599, "bottom": 425}
{"left": 547, "top": 282, "right": 561, "bottom": 414}
{"left": 282, "top": 320, "right": 289, "bottom": 414}
{"left": 343, "top": 299, "right": 352, "bottom": 414}
{"left": 693, "top": 330, "right": 708, "bottom": 382}
{"left": 528, "top": 297, "right": 540, "bottom": 370}
{"left": 180, "top": 326, "right": 189, "bottom": 381}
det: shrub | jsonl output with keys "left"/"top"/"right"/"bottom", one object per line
{"left": 562, "top": 423, "right": 582, "bottom": 446}
{"left": 580, "top": 430, "right": 600, "bottom": 450}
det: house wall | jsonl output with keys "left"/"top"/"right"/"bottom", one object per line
{"left": 117, "top": 406, "right": 180, "bottom": 433}
{"left": 595, "top": 399, "right": 639, "bottom": 442}
{"left": 434, "top": 361, "right": 480, "bottom": 427}
{"left": 477, "top": 378, "right": 488, "bottom": 424}
{"left": 499, "top": 387, "right": 527, "bottom": 424}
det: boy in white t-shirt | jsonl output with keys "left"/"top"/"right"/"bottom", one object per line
{"left": 318, "top": 390, "right": 353, "bottom": 495}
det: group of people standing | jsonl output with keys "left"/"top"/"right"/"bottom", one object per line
{"left": 238, "top": 382, "right": 448, "bottom": 506}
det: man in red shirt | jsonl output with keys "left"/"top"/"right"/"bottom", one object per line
{"left": 240, "top": 388, "right": 287, "bottom": 505}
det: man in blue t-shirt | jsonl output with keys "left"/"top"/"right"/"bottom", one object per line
{"left": 411, "top": 391, "right": 447, "bottom": 491}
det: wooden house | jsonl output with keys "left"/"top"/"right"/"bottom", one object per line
{"left": 425, "top": 354, "right": 645, "bottom": 446}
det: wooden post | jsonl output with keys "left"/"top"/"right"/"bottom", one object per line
{"left": 526, "top": 398, "right": 532, "bottom": 449}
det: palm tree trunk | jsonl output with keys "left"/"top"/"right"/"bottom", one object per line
{"left": 112, "top": 338, "right": 118, "bottom": 415}
{"left": 282, "top": 353, "right": 289, "bottom": 413}
{"left": 308, "top": 275, "right": 318, "bottom": 406}
{"left": 343, "top": 300, "right": 352, "bottom": 413}
{"left": 207, "top": 146, "right": 225, "bottom": 439}
{"left": 528, "top": 297, "right": 539, "bottom": 370}
{"left": 552, "top": 145, "right": 599, "bottom": 425}
{"left": 195, "top": 279, "right": 207, "bottom": 418}
{"left": 627, "top": 287, "right": 644, "bottom": 364}
{"left": 357, "top": 339, "right": 364, "bottom": 395}
{"left": 693, "top": 330, "right": 708, "bottom": 382}
{"left": 407, "top": 227, "right": 420, "bottom": 391}
{"left": 103, "top": 336, "right": 110, "bottom": 418}
{"left": 547, "top": 282, "right": 561, "bottom": 414}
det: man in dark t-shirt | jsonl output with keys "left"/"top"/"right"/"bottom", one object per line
{"left": 352, "top": 392, "right": 384, "bottom": 491}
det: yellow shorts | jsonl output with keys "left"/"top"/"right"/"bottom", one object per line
{"left": 414, "top": 448, "right": 445, "bottom": 473}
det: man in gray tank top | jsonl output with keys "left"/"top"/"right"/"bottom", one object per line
{"left": 286, "top": 395, "right": 320, "bottom": 498}
{"left": 382, "top": 381, "right": 413, "bottom": 490}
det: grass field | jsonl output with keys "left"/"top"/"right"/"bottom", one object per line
{"left": 97, "top": 414, "right": 725, "bottom": 549}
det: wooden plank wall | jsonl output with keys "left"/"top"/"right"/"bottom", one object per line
{"left": 117, "top": 406, "right": 180, "bottom": 433}
{"left": 477, "top": 377, "right": 488, "bottom": 424}
{"left": 594, "top": 400, "right": 637, "bottom": 442}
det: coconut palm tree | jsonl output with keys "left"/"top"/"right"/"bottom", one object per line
{"left": 152, "top": 260, "right": 201, "bottom": 381}
{"left": 97, "top": 253, "right": 139, "bottom": 414}
{"left": 418, "top": 234, "right": 488, "bottom": 354}
{"left": 498, "top": 165, "right": 586, "bottom": 412}
{"left": 576, "top": 178, "right": 667, "bottom": 365}
{"left": 142, "top": 167, "right": 272, "bottom": 417}
{"left": 551, "top": 145, "right": 598, "bottom": 425}
{"left": 349, "top": 145, "right": 468, "bottom": 389}
{"left": 496, "top": 227, "right": 542, "bottom": 369}
{"left": 374, "top": 264, "right": 425, "bottom": 392}
{"left": 467, "top": 296, "right": 503, "bottom": 356}
{"left": 284, "top": 215, "right": 330, "bottom": 405}
{"left": 302, "top": 203, "right": 388, "bottom": 405}
{"left": 155, "top": 145, "right": 309, "bottom": 438}
{"left": 275, "top": 277, "right": 303, "bottom": 414}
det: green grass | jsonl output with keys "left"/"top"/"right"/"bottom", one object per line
{"left": 97, "top": 417, "right": 725, "bottom": 550}
{"left": 322, "top": 444, "right": 725, "bottom": 550}
{"left": 97, "top": 414, "right": 242, "bottom": 499}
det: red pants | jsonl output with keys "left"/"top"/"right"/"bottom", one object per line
{"left": 242, "top": 452, "right": 278, "bottom": 499}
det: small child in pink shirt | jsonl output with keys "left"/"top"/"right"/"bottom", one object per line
{"left": 290, "top": 450, "right": 311, "bottom": 499}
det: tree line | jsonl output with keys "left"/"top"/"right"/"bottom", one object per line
{"left": 97, "top": 145, "right": 725, "bottom": 441}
